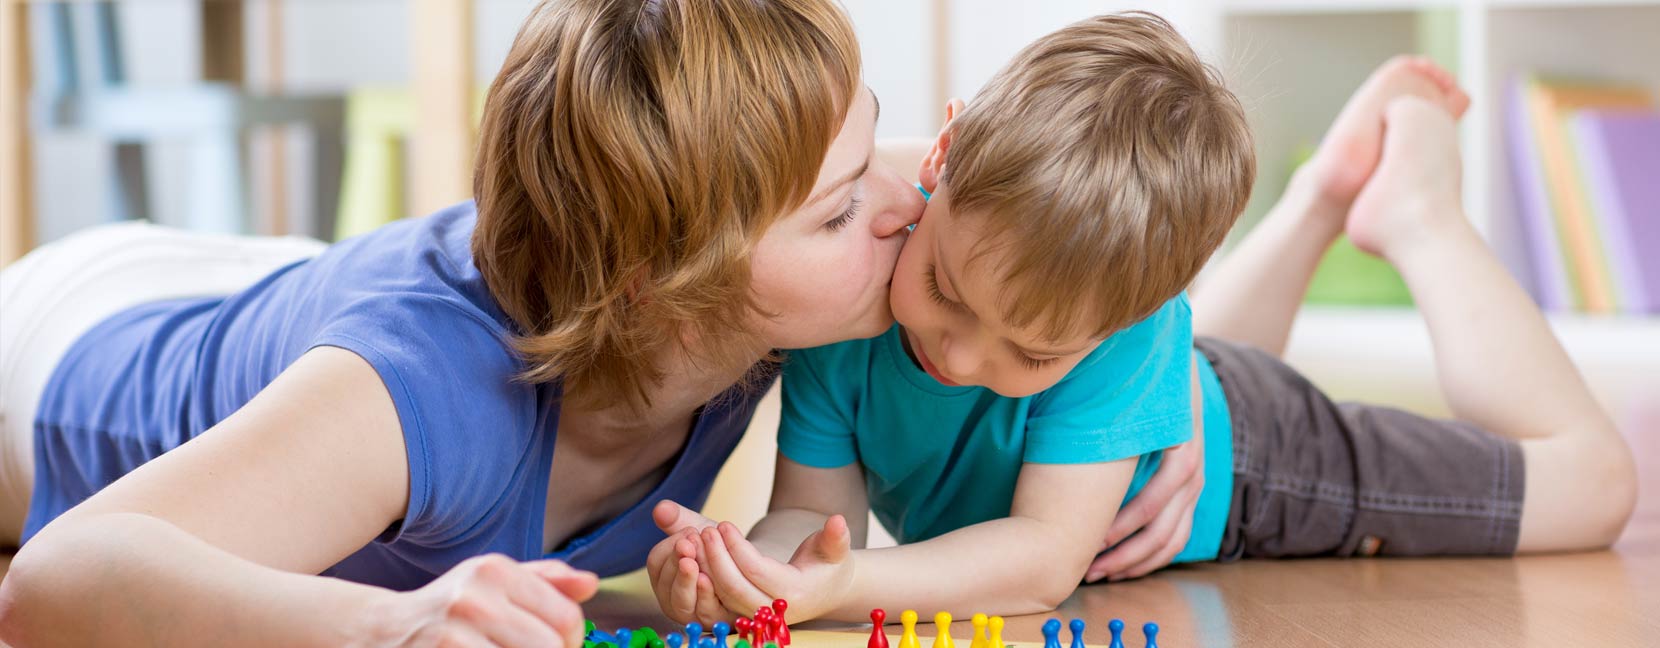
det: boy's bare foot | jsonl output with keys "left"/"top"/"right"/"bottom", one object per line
{"left": 1300, "top": 56, "right": 1471, "bottom": 213}
{"left": 1346, "top": 96, "right": 1469, "bottom": 259}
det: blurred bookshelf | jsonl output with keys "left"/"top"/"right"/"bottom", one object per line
{"left": 1211, "top": 0, "right": 1660, "bottom": 401}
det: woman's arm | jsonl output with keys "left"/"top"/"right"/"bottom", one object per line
{"left": 0, "top": 347, "right": 593, "bottom": 648}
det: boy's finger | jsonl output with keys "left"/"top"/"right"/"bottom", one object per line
{"left": 655, "top": 500, "right": 718, "bottom": 535}
{"left": 694, "top": 572, "right": 732, "bottom": 626}
{"left": 701, "top": 527, "right": 773, "bottom": 612}
{"left": 672, "top": 556, "right": 702, "bottom": 622}
{"left": 717, "top": 522, "right": 788, "bottom": 593}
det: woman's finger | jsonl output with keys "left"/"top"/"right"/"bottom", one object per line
{"left": 1116, "top": 509, "right": 1195, "bottom": 581}
{"left": 1102, "top": 441, "right": 1199, "bottom": 549}
{"left": 1087, "top": 485, "right": 1195, "bottom": 582}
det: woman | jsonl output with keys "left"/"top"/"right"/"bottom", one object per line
{"left": 0, "top": 1, "right": 1202, "bottom": 646}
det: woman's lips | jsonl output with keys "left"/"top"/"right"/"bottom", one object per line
{"left": 908, "top": 330, "right": 960, "bottom": 387}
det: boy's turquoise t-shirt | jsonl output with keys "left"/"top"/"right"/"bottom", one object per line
{"left": 779, "top": 293, "right": 1234, "bottom": 563}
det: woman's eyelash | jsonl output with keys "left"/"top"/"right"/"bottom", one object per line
{"left": 825, "top": 196, "right": 861, "bottom": 232}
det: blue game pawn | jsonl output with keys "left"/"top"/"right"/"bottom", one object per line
{"left": 1067, "top": 619, "right": 1085, "bottom": 648}
{"left": 1041, "top": 619, "right": 1062, "bottom": 648}
{"left": 1141, "top": 623, "right": 1158, "bottom": 648}
{"left": 713, "top": 622, "right": 732, "bottom": 647}
{"left": 1106, "top": 619, "right": 1124, "bottom": 648}
{"left": 686, "top": 622, "right": 704, "bottom": 647}
{"left": 667, "top": 634, "right": 685, "bottom": 648}
{"left": 617, "top": 629, "right": 634, "bottom": 648}
{"left": 700, "top": 638, "right": 718, "bottom": 648}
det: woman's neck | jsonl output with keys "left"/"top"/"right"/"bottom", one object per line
{"left": 560, "top": 338, "right": 769, "bottom": 442}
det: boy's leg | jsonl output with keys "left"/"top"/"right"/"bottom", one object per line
{"left": 1193, "top": 56, "right": 1467, "bottom": 356}
{"left": 1350, "top": 97, "right": 1636, "bottom": 552}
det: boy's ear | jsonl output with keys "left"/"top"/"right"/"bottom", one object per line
{"left": 918, "top": 98, "right": 966, "bottom": 194}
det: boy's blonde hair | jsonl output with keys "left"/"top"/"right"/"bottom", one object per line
{"left": 472, "top": 0, "right": 861, "bottom": 410}
{"left": 943, "top": 12, "right": 1254, "bottom": 342}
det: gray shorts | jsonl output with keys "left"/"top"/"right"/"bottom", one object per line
{"left": 1195, "top": 337, "right": 1525, "bottom": 559}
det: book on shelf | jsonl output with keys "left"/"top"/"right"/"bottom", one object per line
{"left": 1570, "top": 110, "right": 1660, "bottom": 314}
{"left": 1505, "top": 75, "right": 1654, "bottom": 314}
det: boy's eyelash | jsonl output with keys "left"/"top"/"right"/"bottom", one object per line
{"left": 825, "top": 196, "right": 861, "bottom": 232}
{"left": 926, "top": 265, "right": 964, "bottom": 311}
{"left": 1018, "top": 354, "right": 1058, "bottom": 370}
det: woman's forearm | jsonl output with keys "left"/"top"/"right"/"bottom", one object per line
{"left": 0, "top": 512, "right": 389, "bottom": 648}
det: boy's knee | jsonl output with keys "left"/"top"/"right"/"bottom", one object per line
{"left": 1577, "top": 428, "right": 1638, "bottom": 547}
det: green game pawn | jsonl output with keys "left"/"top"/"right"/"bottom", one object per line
{"left": 765, "top": 643, "right": 780, "bottom": 648}
{"left": 734, "top": 640, "right": 753, "bottom": 648}
{"left": 631, "top": 627, "right": 664, "bottom": 648}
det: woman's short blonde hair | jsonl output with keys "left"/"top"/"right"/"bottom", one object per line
{"left": 473, "top": 0, "right": 861, "bottom": 410}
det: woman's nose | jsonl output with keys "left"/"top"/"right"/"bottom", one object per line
{"left": 868, "top": 165, "right": 925, "bottom": 238}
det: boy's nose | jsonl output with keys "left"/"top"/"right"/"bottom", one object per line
{"left": 940, "top": 336, "right": 983, "bottom": 381}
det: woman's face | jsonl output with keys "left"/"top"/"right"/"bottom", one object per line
{"left": 748, "top": 87, "right": 925, "bottom": 350}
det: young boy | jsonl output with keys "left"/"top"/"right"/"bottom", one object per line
{"left": 647, "top": 13, "right": 1637, "bottom": 624}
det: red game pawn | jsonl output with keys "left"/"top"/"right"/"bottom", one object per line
{"left": 869, "top": 609, "right": 889, "bottom": 648}
{"left": 753, "top": 608, "right": 773, "bottom": 646}
{"left": 735, "top": 618, "right": 754, "bottom": 643}
{"left": 772, "top": 599, "right": 791, "bottom": 647}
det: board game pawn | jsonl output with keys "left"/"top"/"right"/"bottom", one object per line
{"left": 667, "top": 633, "right": 685, "bottom": 648}
{"left": 1141, "top": 623, "right": 1158, "bottom": 648}
{"left": 1106, "top": 619, "right": 1124, "bottom": 648}
{"left": 969, "top": 614, "right": 988, "bottom": 648}
{"left": 932, "top": 612, "right": 954, "bottom": 648}
{"left": 869, "top": 609, "right": 890, "bottom": 648}
{"left": 772, "top": 599, "right": 792, "bottom": 647}
{"left": 988, "top": 617, "right": 1005, "bottom": 648}
{"left": 754, "top": 608, "right": 774, "bottom": 645}
{"left": 898, "top": 610, "right": 920, "bottom": 648}
{"left": 699, "top": 637, "right": 716, "bottom": 648}
{"left": 651, "top": 639, "right": 666, "bottom": 648}
{"left": 734, "top": 641, "right": 752, "bottom": 648}
{"left": 617, "top": 628, "right": 633, "bottom": 648}
{"left": 1041, "top": 619, "right": 1062, "bottom": 648}
{"left": 685, "top": 622, "right": 704, "bottom": 648}
{"left": 1068, "top": 619, "right": 1085, "bottom": 648}
{"left": 713, "top": 622, "right": 731, "bottom": 647}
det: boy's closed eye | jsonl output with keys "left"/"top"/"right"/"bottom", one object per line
{"left": 925, "top": 263, "right": 1062, "bottom": 371}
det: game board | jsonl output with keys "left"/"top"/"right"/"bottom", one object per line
{"left": 587, "top": 600, "right": 1161, "bottom": 648}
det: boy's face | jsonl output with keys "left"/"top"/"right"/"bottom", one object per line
{"left": 890, "top": 183, "right": 1104, "bottom": 398}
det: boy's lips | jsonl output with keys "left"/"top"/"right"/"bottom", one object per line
{"left": 907, "top": 330, "right": 961, "bottom": 387}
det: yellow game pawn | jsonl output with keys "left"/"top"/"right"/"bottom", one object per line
{"left": 932, "top": 612, "right": 954, "bottom": 648}
{"left": 988, "top": 617, "right": 1005, "bottom": 648}
{"left": 969, "top": 614, "right": 988, "bottom": 648}
{"left": 899, "top": 610, "right": 920, "bottom": 648}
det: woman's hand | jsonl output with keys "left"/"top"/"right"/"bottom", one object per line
{"left": 364, "top": 555, "right": 598, "bottom": 648}
{"left": 1084, "top": 432, "right": 1205, "bottom": 583}
{"left": 698, "top": 517, "right": 854, "bottom": 623}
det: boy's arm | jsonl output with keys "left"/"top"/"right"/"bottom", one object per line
{"left": 748, "top": 456, "right": 870, "bottom": 560}
{"left": 828, "top": 459, "right": 1137, "bottom": 619}
{"left": 705, "top": 458, "right": 1138, "bottom": 622}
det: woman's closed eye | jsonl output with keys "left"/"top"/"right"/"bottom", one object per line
{"left": 824, "top": 195, "right": 862, "bottom": 232}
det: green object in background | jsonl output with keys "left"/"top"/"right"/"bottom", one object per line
{"left": 1286, "top": 146, "right": 1414, "bottom": 307}
{"left": 1306, "top": 235, "right": 1414, "bottom": 306}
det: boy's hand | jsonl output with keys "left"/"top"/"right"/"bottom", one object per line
{"left": 699, "top": 516, "right": 854, "bottom": 622}
{"left": 649, "top": 501, "right": 735, "bottom": 625}
{"left": 1085, "top": 434, "right": 1204, "bottom": 582}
